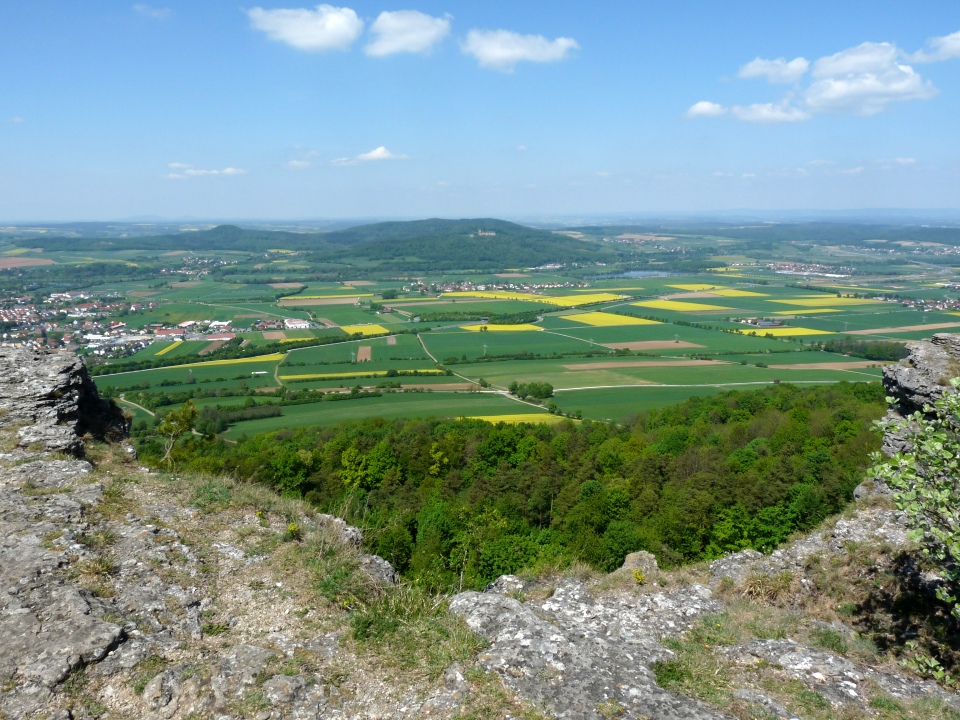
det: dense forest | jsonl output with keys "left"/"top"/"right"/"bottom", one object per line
{"left": 139, "top": 382, "right": 886, "bottom": 591}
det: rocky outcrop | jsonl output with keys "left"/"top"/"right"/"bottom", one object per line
{"left": 879, "top": 333, "right": 960, "bottom": 456}
{"left": 0, "top": 346, "right": 126, "bottom": 455}
{"left": 451, "top": 580, "right": 725, "bottom": 720}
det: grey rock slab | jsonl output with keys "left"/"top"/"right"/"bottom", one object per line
{"left": 726, "top": 639, "right": 960, "bottom": 710}
{"left": 450, "top": 586, "right": 730, "bottom": 720}
{"left": 357, "top": 553, "right": 398, "bottom": 586}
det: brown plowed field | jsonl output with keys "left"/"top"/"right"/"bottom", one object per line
{"left": 263, "top": 331, "right": 287, "bottom": 340}
{"left": 0, "top": 257, "right": 55, "bottom": 268}
{"left": 846, "top": 321, "right": 960, "bottom": 335}
{"left": 356, "top": 346, "right": 372, "bottom": 362}
{"left": 769, "top": 361, "right": 879, "bottom": 370}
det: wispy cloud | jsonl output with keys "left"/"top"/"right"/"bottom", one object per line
{"left": 689, "top": 32, "right": 958, "bottom": 122}
{"left": 286, "top": 160, "right": 312, "bottom": 169}
{"left": 806, "top": 42, "right": 937, "bottom": 115}
{"left": 909, "top": 30, "right": 960, "bottom": 63}
{"left": 894, "top": 157, "right": 917, "bottom": 165}
{"left": 738, "top": 57, "right": 809, "bottom": 84}
{"left": 10, "top": 117, "right": 24, "bottom": 124}
{"left": 365, "top": 10, "right": 450, "bottom": 57}
{"left": 461, "top": 29, "right": 578, "bottom": 72}
{"left": 164, "top": 163, "right": 246, "bottom": 179}
{"left": 730, "top": 102, "right": 810, "bottom": 123}
{"left": 133, "top": 3, "right": 170, "bottom": 20}
{"left": 685, "top": 101, "right": 727, "bottom": 118}
{"left": 247, "top": 4, "right": 363, "bottom": 52}
{"left": 331, "top": 146, "right": 407, "bottom": 166}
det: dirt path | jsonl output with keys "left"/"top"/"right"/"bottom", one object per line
{"left": 118, "top": 396, "right": 155, "bottom": 417}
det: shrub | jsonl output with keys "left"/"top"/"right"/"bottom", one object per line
{"left": 868, "top": 379, "right": 960, "bottom": 618}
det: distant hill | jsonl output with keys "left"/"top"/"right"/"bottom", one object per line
{"left": 23, "top": 225, "right": 331, "bottom": 253}
{"left": 24, "top": 218, "right": 623, "bottom": 270}
{"left": 319, "top": 218, "right": 618, "bottom": 269}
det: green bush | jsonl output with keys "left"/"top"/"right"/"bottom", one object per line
{"left": 868, "top": 379, "right": 960, "bottom": 617}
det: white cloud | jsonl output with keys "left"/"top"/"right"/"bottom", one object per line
{"left": 808, "top": 159, "right": 835, "bottom": 166}
{"left": 731, "top": 102, "right": 810, "bottom": 123}
{"left": 805, "top": 42, "right": 937, "bottom": 115}
{"left": 365, "top": 10, "right": 450, "bottom": 57}
{"left": 247, "top": 4, "right": 363, "bottom": 53}
{"left": 742, "top": 173, "right": 757, "bottom": 178}
{"left": 133, "top": 4, "right": 170, "bottom": 20}
{"left": 909, "top": 30, "right": 960, "bottom": 63}
{"left": 692, "top": 35, "right": 949, "bottom": 122}
{"left": 894, "top": 157, "right": 917, "bottom": 165}
{"left": 461, "top": 29, "right": 578, "bottom": 72}
{"left": 10, "top": 117, "right": 24, "bottom": 124}
{"left": 286, "top": 160, "right": 312, "bottom": 168}
{"left": 332, "top": 146, "right": 406, "bottom": 165}
{"left": 595, "top": 171, "right": 611, "bottom": 177}
{"left": 515, "top": 144, "right": 528, "bottom": 151}
{"left": 837, "top": 166, "right": 865, "bottom": 175}
{"left": 738, "top": 57, "right": 809, "bottom": 83}
{"left": 164, "top": 164, "right": 246, "bottom": 179}
{"left": 685, "top": 100, "right": 727, "bottom": 118}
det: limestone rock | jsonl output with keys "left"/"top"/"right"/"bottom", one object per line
{"left": 0, "top": 346, "right": 126, "bottom": 456}
{"left": 357, "top": 553, "right": 398, "bottom": 586}
{"left": 450, "top": 580, "right": 728, "bottom": 719}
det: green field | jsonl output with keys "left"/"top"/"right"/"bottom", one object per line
{"left": 222, "top": 391, "right": 550, "bottom": 436}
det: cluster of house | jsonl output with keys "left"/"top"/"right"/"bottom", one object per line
{"left": 415, "top": 278, "right": 588, "bottom": 295}
{"left": 766, "top": 262, "right": 854, "bottom": 278}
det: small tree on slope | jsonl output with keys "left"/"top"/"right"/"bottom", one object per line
{"left": 868, "top": 378, "right": 960, "bottom": 618}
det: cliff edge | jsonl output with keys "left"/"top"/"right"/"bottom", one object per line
{"left": 3, "top": 341, "right": 960, "bottom": 719}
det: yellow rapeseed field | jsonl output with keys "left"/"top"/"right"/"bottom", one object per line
{"left": 340, "top": 324, "right": 390, "bottom": 336}
{"left": 179, "top": 353, "right": 286, "bottom": 368}
{"left": 443, "top": 291, "right": 625, "bottom": 307}
{"left": 279, "top": 369, "right": 443, "bottom": 381}
{"left": 464, "top": 414, "right": 568, "bottom": 424}
{"left": 282, "top": 293, "right": 373, "bottom": 300}
{"left": 154, "top": 341, "right": 182, "bottom": 356}
{"left": 667, "top": 283, "right": 721, "bottom": 291}
{"left": 565, "top": 312, "right": 661, "bottom": 327}
{"left": 633, "top": 300, "right": 732, "bottom": 312}
{"left": 461, "top": 324, "right": 543, "bottom": 332}
{"left": 742, "top": 327, "right": 833, "bottom": 337}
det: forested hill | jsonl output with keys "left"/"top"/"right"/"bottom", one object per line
{"left": 145, "top": 381, "right": 886, "bottom": 592}
{"left": 321, "top": 218, "right": 617, "bottom": 269}
{"left": 25, "top": 218, "right": 625, "bottom": 270}
{"left": 22, "top": 224, "right": 332, "bottom": 253}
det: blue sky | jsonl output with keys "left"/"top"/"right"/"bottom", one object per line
{"left": 2, "top": 1, "right": 959, "bottom": 221}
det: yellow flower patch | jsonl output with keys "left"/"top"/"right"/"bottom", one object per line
{"left": 180, "top": 353, "right": 286, "bottom": 367}
{"left": 340, "top": 324, "right": 390, "bottom": 336}
{"left": 743, "top": 327, "right": 834, "bottom": 337}
{"left": 667, "top": 283, "right": 721, "bottom": 291}
{"left": 154, "top": 341, "right": 182, "bottom": 356}
{"left": 633, "top": 300, "right": 732, "bottom": 312}
{"left": 464, "top": 414, "right": 568, "bottom": 425}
